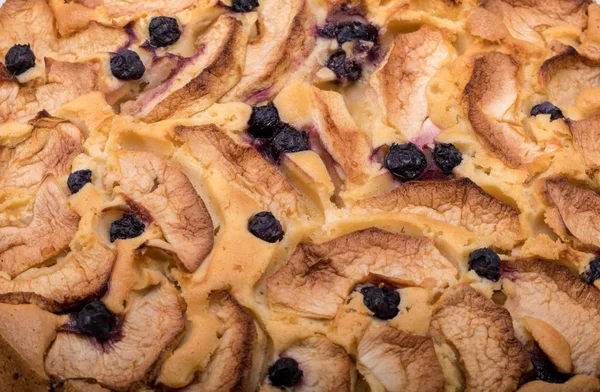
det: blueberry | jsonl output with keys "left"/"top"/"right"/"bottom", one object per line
{"left": 271, "top": 125, "right": 309, "bottom": 160}
{"left": 248, "top": 104, "right": 280, "bottom": 138}
{"left": 76, "top": 300, "right": 113, "bottom": 341}
{"left": 149, "top": 17, "right": 181, "bottom": 47}
{"left": 318, "top": 23, "right": 338, "bottom": 39}
{"left": 248, "top": 212, "right": 284, "bottom": 243}
{"left": 67, "top": 169, "right": 93, "bottom": 194}
{"left": 334, "top": 21, "right": 377, "bottom": 44}
{"left": 268, "top": 357, "right": 303, "bottom": 388}
{"left": 582, "top": 257, "right": 600, "bottom": 285}
{"left": 231, "top": 0, "right": 259, "bottom": 12}
{"left": 385, "top": 143, "right": 427, "bottom": 181}
{"left": 360, "top": 285, "right": 400, "bottom": 320}
{"left": 109, "top": 214, "right": 145, "bottom": 242}
{"left": 521, "top": 344, "right": 571, "bottom": 385}
{"left": 530, "top": 102, "right": 564, "bottom": 122}
{"left": 433, "top": 143, "right": 462, "bottom": 176}
{"left": 468, "top": 248, "right": 501, "bottom": 281}
{"left": 110, "top": 50, "right": 145, "bottom": 80}
{"left": 5, "top": 44, "right": 35, "bottom": 75}
{"left": 326, "top": 50, "right": 362, "bottom": 83}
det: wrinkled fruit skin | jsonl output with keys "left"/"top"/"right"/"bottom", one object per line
{"left": 270, "top": 125, "right": 309, "bottom": 160}
{"left": 231, "top": 0, "right": 259, "bottom": 12}
{"left": 268, "top": 357, "right": 303, "bottom": 388}
{"left": 248, "top": 104, "right": 281, "bottom": 138}
{"left": 468, "top": 248, "right": 501, "bottom": 281}
{"left": 110, "top": 50, "right": 146, "bottom": 80}
{"left": 582, "top": 257, "right": 600, "bottom": 285}
{"left": 521, "top": 344, "right": 571, "bottom": 385}
{"left": 109, "top": 214, "right": 145, "bottom": 242}
{"left": 149, "top": 16, "right": 181, "bottom": 47}
{"left": 360, "top": 285, "right": 400, "bottom": 320}
{"left": 333, "top": 21, "right": 377, "bottom": 44}
{"left": 385, "top": 143, "right": 427, "bottom": 181}
{"left": 248, "top": 212, "right": 284, "bottom": 243}
{"left": 67, "top": 169, "right": 93, "bottom": 194}
{"left": 530, "top": 102, "right": 564, "bottom": 122}
{"left": 433, "top": 143, "right": 463, "bottom": 175}
{"left": 326, "top": 50, "right": 362, "bottom": 83}
{"left": 5, "top": 44, "right": 36, "bottom": 75}
{"left": 76, "top": 300, "right": 113, "bottom": 342}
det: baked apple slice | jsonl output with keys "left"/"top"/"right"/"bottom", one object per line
{"left": 45, "top": 280, "right": 185, "bottom": 390}
{"left": 221, "top": 0, "right": 315, "bottom": 104}
{"left": 106, "top": 151, "right": 214, "bottom": 272}
{"left": 267, "top": 228, "right": 457, "bottom": 318}
{"left": 121, "top": 15, "right": 248, "bottom": 122}
{"left": 353, "top": 178, "right": 523, "bottom": 250}
{"left": 464, "top": 52, "right": 540, "bottom": 168}
{"left": 430, "top": 284, "right": 529, "bottom": 392}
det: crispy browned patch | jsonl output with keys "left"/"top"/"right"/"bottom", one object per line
{"left": 267, "top": 228, "right": 457, "bottom": 319}
{"left": 569, "top": 114, "right": 600, "bottom": 169}
{"left": 354, "top": 178, "right": 523, "bottom": 249}
{"left": 464, "top": 52, "right": 539, "bottom": 167}
{"left": 503, "top": 259, "right": 600, "bottom": 375}
{"left": 430, "top": 284, "right": 529, "bottom": 392}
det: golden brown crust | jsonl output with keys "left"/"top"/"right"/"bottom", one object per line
{"left": 358, "top": 324, "right": 445, "bottom": 392}
{"left": 354, "top": 178, "right": 523, "bottom": 249}
{"left": 569, "top": 114, "right": 600, "bottom": 169}
{"left": 503, "top": 259, "right": 600, "bottom": 375}
{"left": 267, "top": 227, "right": 457, "bottom": 319}
{"left": 430, "top": 284, "right": 529, "bottom": 392}
{"left": 543, "top": 177, "right": 600, "bottom": 248}
{"left": 464, "top": 52, "right": 539, "bottom": 168}
{"left": 121, "top": 15, "right": 248, "bottom": 122}
{"left": 369, "top": 25, "right": 452, "bottom": 141}
{"left": 109, "top": 151, "right": 214, "bottom": 272}
{"left": 174, "top": 124, "right": 301, "bottom": 218}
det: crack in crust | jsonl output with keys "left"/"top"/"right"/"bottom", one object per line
{"left": 267, "top": 227, "right": 457, "bottom": 319}
{"left": 430, "top": 284, "right": 529, "bottom": 392}
{"left": 503, "top": 259, "right": 600, "bottom": 375}
{"left": 174, "top": 124, "right": 301, "bottom": 218}
{"left": 354, "top": 178, "right": 523, "bottom": 249}
{"left": 464, "top": 52, "right": 539, "bottom": 168}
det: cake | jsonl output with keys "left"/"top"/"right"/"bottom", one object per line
{"left": 1, "top": 0, "right": 600, "bottom": 391}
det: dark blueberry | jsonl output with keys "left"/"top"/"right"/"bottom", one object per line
{"left": 268, "top": 357, "right": 303, "bottom": 388}
{"left": 248, "top": 104, "right": 280, "bottom": 138}
{"left": 468, "top": 248, "right": 501, "bottom": 282}
{"left": 248, "top": 212, "right": 284, "bottom": 243}
{"left": 334, "top": 21, "right": 377, "bottom": 44}
{"left": 385, "top": 143, "right": 427, "bottom": 181}
{"left": 148, "top": 17, "right": 181, "bottom": 47}
{"left": 318, "top": 23, "right": 338, "bottom": 39}
{"left": 326, "top": 50, "right": 362, "bottom": 83}
{"left": 360, "top": 285, "right": 400, "bottom": 320}
{"left": 433, "top": 143, "right": 462, "bottom": 176}
{"left": 530, "top": 102, "right": 564, "bottom": 122}
{"left": 5, "top": 44, "right": 35, "bottom": 75}
{"left": 109, "top": 214, "right": 145, "bottom": 242}
{"left": 76, "top": 300, "right": 113, "bottom": 341}
{"left": 67, "top": 169, "right": 93, "bottom": 194}
{"left": 582, "top": 257, "right": 600, "bottom": 285}
{"left": 271, "top": 125, "right": 309, "bottom": 160}
{"left": 520, "top": 344, "right": 571, "bottom": 385}
{"left": 231, "top": 0, "right": 259, "bottom": 12}
{"left": 110, "top": 50, "right": 145, "bottom": 80}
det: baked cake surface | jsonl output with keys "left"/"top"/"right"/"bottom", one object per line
{"left": 1, "top": 0, "right": 600, "bottom": 391}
